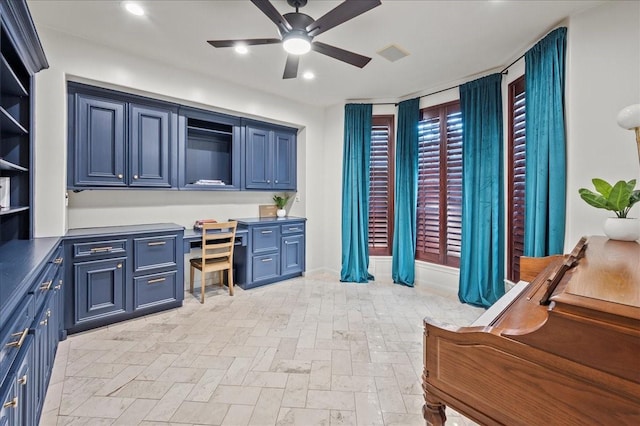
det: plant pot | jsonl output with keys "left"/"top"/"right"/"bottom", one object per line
{"left": 276, "top": 209, "right": 286, "bottom": 218}
{"left": 603, "top": 217, "right": 640, "bottom": 241}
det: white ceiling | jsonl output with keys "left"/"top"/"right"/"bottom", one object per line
{"left": 27, "top": 0, "right": 602, "bottom": 107}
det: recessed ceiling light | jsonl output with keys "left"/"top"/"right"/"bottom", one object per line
{"left": 235, "top": 45, "right": 249, "bottom": 55}
{"left": 302, "top": 71, "right": 315, "bottom": 80}
{"left": 124, "top": 2, "right": 145, "bottom": 16}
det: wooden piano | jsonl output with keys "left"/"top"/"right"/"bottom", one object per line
{"left": 422, "top": 236, "right": 640, "bottom": 425}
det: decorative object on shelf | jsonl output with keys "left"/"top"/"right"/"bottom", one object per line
{"left": 193, "top": 218, "right": 217, "bottom": 230}
{"left": 579, "top": 178, "right": 640, "bottom": 241}
{"left": 259, "top": 205, "right": 277, "bottom": 218}
{"left": 616, "top": 103, "right": 640, "bottom": 165}
{"left": 273, "top": 193, "right": 291, "bottom": 217}
{"left": 0, "top": 177, "right": 9, "bottom": 211}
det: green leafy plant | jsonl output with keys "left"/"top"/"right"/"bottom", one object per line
{"left": 273, "top": 193, "right": 291, "bottom": 209}
{"left": 579, "top": 178, "right": 640, "bottom": 218}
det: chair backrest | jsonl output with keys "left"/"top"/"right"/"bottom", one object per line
{"left": 201, "top": 221, "right": 237, "bottom": 263}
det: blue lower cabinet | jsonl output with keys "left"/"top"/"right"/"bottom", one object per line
{"left": 281, "top": 234, "right": 305, "bottom": 276}
{"left": 75, "top": 258, "right": 127, "bottom": 324}
{"left": 134, "top": 271, "right": 178, "bottom": 310}
{"left": 252, "top": 253, "right": 280, "bottom": 282}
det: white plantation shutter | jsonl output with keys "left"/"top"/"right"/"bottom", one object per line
{"left": 368, "top": 115, "right": 394, "bottom": 255}
{"left": 508, "top": 77, "right": 526, "bottom": 281}
{"left": 416, "top": 101, "right": 462, "bottom": 267}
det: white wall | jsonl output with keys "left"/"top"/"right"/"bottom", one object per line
{"left": 32, "top": 28, "right": 327, "bottom": 272}
{"left": 565, "top": 0, "right": 640, "bottom": 246}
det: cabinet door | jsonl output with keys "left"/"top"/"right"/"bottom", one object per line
{"left": 0, "top": 378, "right": 16, "bottom": 426}
{"left": 130, "top": 104, "right": 172, "bottom": 188}
{"left": 273, "top": 130, "right": 296, "bottom": 190}
{"left": 74, "top": 94, "right": 127, "bottom": 187}
{"left": 281, "top": 234, "right": 305, "bottom": 276}
{"left": 245, "top": 126, "right": 273, "bottom": 189}
{"left": 74, "top": 258, "right": 127, "bottom": 324}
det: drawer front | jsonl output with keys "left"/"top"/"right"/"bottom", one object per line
{"left": 0, "top": 296, "right": 33, "bottom": 385}
{"left": 252, "top": 253, "right": 280, "bottom": 282}
{"left": 75, "top": 258, "right": 127, "bottom": 323}
{"left": 281, "top": 222, "right": 305, "bottom": 235}
{"left": 134, "top": 271, "right": 178, "bottom": 310}
{"left": 30, "top": 262, "right": 58, "bottom": 310}
{"left": 251, "top": 226, "right": 280, "bottom": 254}
{"left": 133, "top": 235, "right": 177, "bottom": 272}
{"left": 73, "top": 239, "right": 127, "bottom": 259}
{"left": 49, "top": 245, "right": 64, "bottom": 266}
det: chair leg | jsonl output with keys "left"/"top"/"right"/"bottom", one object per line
{"left": 228, "top": 267, "right": 234, "bottom": 296}
{"left": 219, "top": 271, "right": 223, "bottom": 287}
{"left": 189, "top": 265, "right": 194, "bottom": 294}
{"left": 200, "top": 269, "right": 206, "bottom": 304}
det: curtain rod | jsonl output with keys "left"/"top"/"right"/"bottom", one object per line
{"left": 368, "top": 52, "right": 525, "bottom": 106}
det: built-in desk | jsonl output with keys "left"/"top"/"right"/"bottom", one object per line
{"left": 183, "top": 228, "right": 248, "bottom": 253}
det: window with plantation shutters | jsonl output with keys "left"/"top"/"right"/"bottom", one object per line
{"left": 368, "top": 115, "right": 394, "bottom": 256}
{"left": 508, "top": 76, "right": 526, "bottom": 282}
{"left": 416, "top": 101, "right": 462, "bottom": 267}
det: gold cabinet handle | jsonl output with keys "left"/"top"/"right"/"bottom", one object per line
{"left": 147, "top": 241, "right": 166, "bottom": 246}
{"left": 133, "top": 175, "right": 138, "bottom": 179}
{"left": 2, "top": 397, "right": 17, "bottom": 408}
{"left": 46, "top": 309, "right": 51, "bottom": 318}
{"left": 261, "top": 230, "right": 273, "bottom": 234}
{"left": 90, "top": 246, "right": 113, "bottom": 253}
{"left": 117, "top": 263, "right": 122, "bottom": 269}
{"left": 40, "top": 280, "right": 52, "bottom": 291}
{"left": 53, "top": 257, "right": 63, "bottom": 264}
{"left": 17, "top": 375, "right": 27, "bottom": 385}
{"left": 40, "top": 318, "right": 48, "bottom": 326}
{"left": 118, "top": 174, "right": 123, "bottom": 179}
{"left": 261, "top": 258, "right": 272, "bottom": 262}
{"left": 5, "top": 328, "right": 28, "bottom": 348}
{"left": 54, "top": 280, "right": 62, "bottom": 290}
{"left": 147, "top": 277, "right": 166, "bottom": 284}
{"left": 288, "top": 227, "right": 300, "bottom": 231}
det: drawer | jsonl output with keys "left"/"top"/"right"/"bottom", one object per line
{"left": 281, "top": 222, "right": 305, "bottom": 235}
{"left": 251, "top": 225, "right": 279, "bottom": 254}
{"left": 0, "top": 296, "right": 33, "bottom": 385}
{"left": 133, "top": 235, "right": 177, "bottom": 272}
{"left": 134, "top": 271, "right": 178, "bottom": 310}
{"left": 48, "top": 244, "right": 64, "bottom": 266}
{"left": 252, "top": 253, "right": 280, "bottom": 282}
{"left": 29, "top": 261, "right": 59, "bottom": 310}
{"left": 73, "top": 239, "right": 127, "bottom": 259}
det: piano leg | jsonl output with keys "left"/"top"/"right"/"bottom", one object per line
{"left": 423, "top": 393, "right": 447, "bottom": 426}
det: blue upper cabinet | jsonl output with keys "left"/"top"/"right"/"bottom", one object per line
{"left": 67, "top": 83, "right": 178, "bottom": 189}
{"left": 244, "top": 121, "right": 297, "bottom": 191}
{"left": 130, "top": 103, "right": 175, "bottom": 188}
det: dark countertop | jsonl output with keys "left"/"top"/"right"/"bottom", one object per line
{"left": 230, "top": 216, "right": 306, "bottom": 225}
{"left": 65, "top": 223, "right": 184, "bottom": 239}
{"left": 0, "top": 237, "right": 61, "bottom": 331}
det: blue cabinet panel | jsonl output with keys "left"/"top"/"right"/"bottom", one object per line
{"left": 281, "top": 234, "right": 305, "bottom": 276}
{"left": 11, "top": 335, "right": 34, "bottom": 426}
{"left": 245, "top": 126, "right": 271, "bottom": 189}
{"left": 244, "top": 123, "right": 297, "bottom": 191}
{"left": 75, "top": 258, "right": 127, "bottom": 323}
{"left": 133, "top": 235, "right": 177, "bottom": 272}
{"left": 74, "top": 94, "right": 127, "bottom": 187}
{"left": 252, "top": 253, "right": 280, "bottom": 282}
{"left": 130, "top": 103, "right": 173, "bottom": 187}
{"left": 273, "top": 131, "right": 296, "bottom": 190}
{"left": 251, "top": 225, "right": 279, "bottom": 254}
{"left": 134, "top": 271, "right": 178, "bottom": 310}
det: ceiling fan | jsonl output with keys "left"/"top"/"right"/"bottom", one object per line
{"left": 207, "top": 0, "right": 382, "bottom": 79}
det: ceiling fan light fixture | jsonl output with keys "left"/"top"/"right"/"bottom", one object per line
{"left": 123, "top": 2, "right": 145, "bottom": 16}
{"left": 283, "top": 31, "right": 311, "bottom": 55}
{"left": 234, "top": 44, "right": 249, "bottom": 55}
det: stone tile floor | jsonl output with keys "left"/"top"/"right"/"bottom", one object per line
{"left": 41, "top": 273, "right": 484, "bottom": 425}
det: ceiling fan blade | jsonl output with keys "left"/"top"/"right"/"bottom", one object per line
{"left": 311, "top": 41, "right": 371, "bottom": 68}
{"left": 283, "top": 55, "right": 300, "bottom": 79}
{"left": 207, "top": 38, "right": 281, "bottom": 48}
{"left": 306, "top": 0, "right": 381, "bottom": 37}
{"left": 250, "top": 0, "right": 292, "bottom": 35}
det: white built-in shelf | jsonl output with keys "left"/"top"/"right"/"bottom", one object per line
{"left": 0, "top": 206, "right": 29, "bottom": 216}
{"left": 187, "top": 125, "right": 233, "bottom": 137}
{"left": 0, "top": 106, "right": 28, "bottom": 135}
{"left": 1, "top": 55, "right": 28, "bottom": 97}
{"left": 0, "top": 158, "right": 28, "bottom": 172}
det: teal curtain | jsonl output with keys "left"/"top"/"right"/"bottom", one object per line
{"left": 458, "top": 74, "right": 505, "bottom": 307}
{"left": 391, "top": 98, "right": 420, "bottom": 287}
{"left": 340, "top": 103, "right": 374, "bottom": 283}
{"left": 524, "top": 27, "right": 567, "bottom": 256}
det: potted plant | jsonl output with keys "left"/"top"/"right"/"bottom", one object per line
{"left": 578, "top": 178, "right": 640, "bottom": 241}
{"left": 273, "top": 193, "right": 291, "bottom": 218}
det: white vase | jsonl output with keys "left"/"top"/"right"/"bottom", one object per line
{"left": 603, "top": 217, "right": 640, "bottom": 241}
{"left": 276, "top": 209, "right": 286, "bottom": 218}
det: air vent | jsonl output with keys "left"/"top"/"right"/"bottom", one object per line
{"left": 377, "top": 44, "right": 410, "bottom": 62}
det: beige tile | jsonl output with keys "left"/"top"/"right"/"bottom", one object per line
{"left": 111, "top": 379, "right": 174, "bottom": 399}
{"left": 308, "top": 360, "right": 331, "bottom": 390}
{"left": 137, "top": 353, "right": 180, "bottom": 381}
{"left": 306, "top": 390, "right": 355, "bottom": 411}
{"left": 156, "top": 366, "right": 207, "bottom": 383}
{"left": 69, "top": 396, "right": 135, "bottom": 418}
{"left": 220, "top": 344, "right": 260, "bottom": 357}
{"left": 222, "top": 404, "right": 254, "bottom": 426}
{"left": 42, "top": 380, "right": 63, "bottom": 413}
{"left": 273, "top": 338, "right": 298, "bottom": 361}
{"left": 374, "top": 377, "right": 406, "bottom": 413}
{"left": 170, "top": 400, "right": 229, "bottom": 424}
{"left": 330, "top": 410, "right": 357, "bottom": 426}
{"left": 276, "top": 407, "right": 330, "bottom": 425}
{"left": 190, "top": 354, "right": 235, "bottom": 369}
{"left": 56, "top": 416, "right": 115, "bottom": 425}
{"left": 95, "top": 365, "right": 147, "bottom": 396}
{"left": 331, "top": 375, "right": 376, "bottom": 393}
{"left": 351, "top": 362, "right": 394, "bottom": 378}
{"left": 330, "top": 350, "right": 352, "bottom": 376}
{"left": 242, "top": 371, "right": 289, "bottom": 388}
{"left": 251, "top": 346, "right": 278, "bottom": 371}
{"left": 210, "top": 384, "right": 262, "bottom": 405}
{"left": 144, "top": 382, "right": 194, "bottom": 421}
{"left": 186, "top": 367, "right": 226, "bottom": 402}
{"left": 59, "top": 378, "right": 108, "bottom": 416}
{"left": 248, "top": 388, "right": 284, "bottom": 425}
{"left": 369, "top": 351, "right": 411, "bottom": 365}
{"left": 294, "top": 348, "right": 331, "bottom": 361}
{"left": 382, "top": 412, "right": 426, "bottom": 425}
{"left": 402, "top": 393, "right": 425, "bottom": 415}
{"left": 354, "top": 392, "right": 383, "bottom": 426}
{"left": 220, "top": 357, "right": 253, "bottom": 385}
{"left": 282, "top": 373, "right": 308, "bottom": 408}
{"left": 113, "top": 398, "right": 158, "bottom": 425}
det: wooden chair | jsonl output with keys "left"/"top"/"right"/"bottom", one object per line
{"left": 189, "top": 221, "right": 237, "bottom": 303}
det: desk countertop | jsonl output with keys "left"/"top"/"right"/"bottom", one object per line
{"left": 230, "top": 216, "right": 306, "bottom": 225}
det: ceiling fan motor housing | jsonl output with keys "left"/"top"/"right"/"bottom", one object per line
{"left": 287, "top": 0, "right": 308, "bottom": 9}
